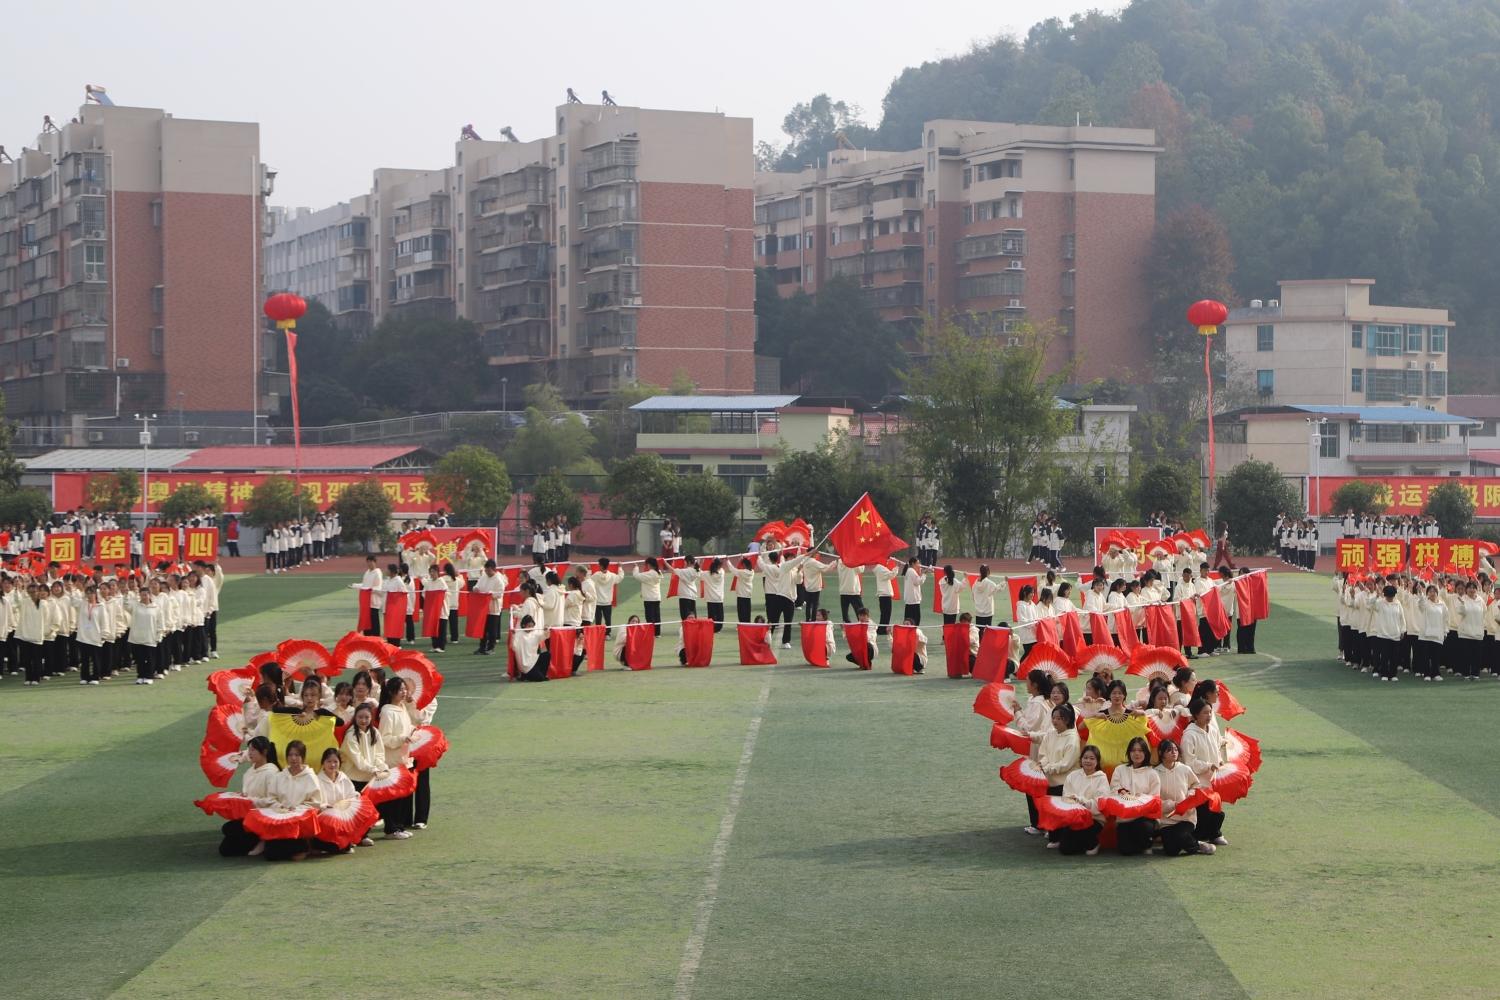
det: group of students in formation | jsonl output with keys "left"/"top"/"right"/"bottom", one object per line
{"left": 262, "top": 513, "right": 341, "bottom": 573}
{"left": 1006, "top": 666, "right": 1241, "bottom": 858}
{"left": 3, "top": 558, "right": 223, "bottom": 686}
{"left": 530, "top": 516, "right": 574, "bottom": 564}
{"left": 1336, "top": 563, "right": 1500, "bottom": 681}
{"left": 7, "top": 510, "right": 231, "bottom": 568}
{"left": 1025, "top": 514, "right": 1066, "bottom": 570}
{"left": 914, "top": 515, "right": 941, "bottom": 568}
{"left": 1340, "top": 512, "right": 1441, "bottom": 541}
{"left": 215, "top": 660, "right": 437, "bottom": 860}
{"left": 1273, "top": 514, "right": 1321, "bottom": 570}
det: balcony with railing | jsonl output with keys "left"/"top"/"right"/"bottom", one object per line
{"left": 475, "top": 223, "right": 544, "bottom": 252}
{"left": 482, "top": 323, "right": 550, "bottom": 362}
{"left": 582, "top": 311, "right": 637, "bottom": 350}
{"left": 957, "top": 231, "right": 1026, "bottom": 261}
{"left": 1348, "top": 440, "right": 1469, "bottom": 460}
{"left": 475, "top": 245, "right": 549, "bottom": 288}
{"left": 581, "top": 204, "right": 639, "bottom": 229}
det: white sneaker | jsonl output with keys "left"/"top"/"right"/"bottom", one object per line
{"left": 210, "top": 651, "right": 220, "bottom": 659}
{"left": 142, "top": 678, "right": 153, "bottom": 685}
{"left": 386, "top": 830, "right": 413, "bottom": 840}
{"left": 412, "top": 822, "right": 427, "bottom": 830}
{"left": 781, "top": 643, "right": 792, "bottom": 649}
{"left": 1045, "top": 841, "right": 1059, "bottom": 849}
{"left": 1085, "top": 845, "right": 1099, "bottom": 856}
{"left": 1212, "top": 836, "right": 1228, "bottom": 846}
{"left": 79, "top": 679, "right": 88, "bottom": 685}
{"left": 89, "top": 680, "right": 99, "bottom": 685}
{"left": 1197, "top": 841, "right": 1216, "bottom": 855}
{"left": 358, "top": 837, "right": 375, "bottom": 847}
{"left": 1022, "top": 826, "right": 1042, "bottom": 836}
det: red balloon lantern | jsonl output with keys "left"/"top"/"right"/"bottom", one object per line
{"left": 1186, "top": 299, "right": 1229, "bottom": 337}
{"left": 263, "top": 292, "right": 308, "bottom": 330}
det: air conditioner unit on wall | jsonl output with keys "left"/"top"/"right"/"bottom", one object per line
{"left": 621, "top": 254, "right": 635, "bottom": 266}
{"left": 1008, "top": 298, "right": 1022, "bottom": 308}
{"left": 116, "top": 357, "right": 130, "bottom": 369}
{"left": 1007, "top": 260, "right": 1023, "bottom": 270}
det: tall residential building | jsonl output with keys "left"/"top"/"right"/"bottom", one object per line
{"left": 0, "top": 101, "right": 270, "bottom": 438}
{"left": 264, "top": 196, "right": 373, "bottom": 337}
{"left": 754, "top": 121, "right": 1160, "bottom": 382}
{"left": 267, "top": 103, "right": 754, "bottom": 403}
{"left": 1224, "top": 279, "right": 1451, "bottom": 411}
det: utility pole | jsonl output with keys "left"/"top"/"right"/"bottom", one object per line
{"left": 135, "top": 412, "right": 156, "bottom": 530}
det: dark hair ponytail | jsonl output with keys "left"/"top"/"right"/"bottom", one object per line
{"left": 247, "top": 735, "right": 279, "bottom": 769}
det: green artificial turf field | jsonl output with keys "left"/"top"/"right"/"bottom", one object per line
{"left": 3, "top": 571, "right": 1498, "bottom": 999}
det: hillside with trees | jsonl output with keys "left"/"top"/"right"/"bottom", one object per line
{"left": 760, "top": 0, "right": 1500, "bottom": 396}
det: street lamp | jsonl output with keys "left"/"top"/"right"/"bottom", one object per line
{"left": 135, "top": 412, "right": 156, "bottom": 529}
{"left": 1308, "top": 417, "right": 1328, "bottom": 520}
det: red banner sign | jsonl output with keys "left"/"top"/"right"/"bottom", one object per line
{"left": 144, "top": 527, "right": 178, "bottom": 562}
{"left": 46, "top": 532, "right": 81, "bottom": 566}
{"left": 51, "top": 472, "right": 439, "bottom": 514}
{"left": 1310, "top": 477, "right": 1500, "bottom": 517}
{"left": 185, "top": 527, "right": 220, "bottom": 561}
{"left": 1371, "top": 538, "right": 1406, "bottom": 573}
{"left": 94, "top": 529, "right": 130, "bottom": 564}
{"left": 1335, "top": 539, "right": 1369, "bottom": 573}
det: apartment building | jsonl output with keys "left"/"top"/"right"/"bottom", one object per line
{"left": 267, "top": 103, "right": 754, "bottom": 403}
{"left": 264, "top": 197, "right": 373, "bottom": 337}
{"left": 1224, "top": 278, "right": 1451, "bottom": 410}
{"left": 753, "top": 121, "right": 1160, "bottom": 381}
{"left": 0, "top": 101, "right": 270, "bottom": 440}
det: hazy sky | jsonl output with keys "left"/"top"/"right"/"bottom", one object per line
{"left": 4, "top": 0, "right": 1109, "bottom": 208}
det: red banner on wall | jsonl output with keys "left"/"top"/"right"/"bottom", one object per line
{"left": 51, "top": 472, "right": 439, "bottom": 514}
{"left": 1310, "top": 477, "right": 1500, "bottom": 517}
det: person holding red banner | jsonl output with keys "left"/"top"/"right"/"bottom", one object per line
{"left": 355, "top": 556, "right": 384, "bottom": 639}
{"left": 472, "top": 561, "right": 505, "bottom": 656}
{"left": 937, "top": 566, "right": 968, "bottom": 625}
{"left": 442, "top": 564, "right": 463, "bottom": 645}
{"left": 589, "top": 559, "right": 623, "bottom": 628}
{"left": 632, "top": 558, "right": 665, "bottom": 638}
{"left": 1111, "top": 737, "right": 1161, "bottom": 856}
{"left": 510, "top": 616, "right": 550, "bottom": 681}
{"left": 731, "top": 558, "right": 757, "bottom": 625}
{"left": 423, "top": 565, "right": 449, "bottom": 653}
{"left": 1456, "top": 580, "right": 1486, "bottom": 680}
{"left": 843, "top": 606, "right": 877, "bottom": 668}
{"left": 902, "top": 558, "right": 925, "bottom": 629}
{"left": 872, "top": 560, "right": 898, "bottom": 635}
{"left": 760, "top": 550, "right": 805, "bottom": 649}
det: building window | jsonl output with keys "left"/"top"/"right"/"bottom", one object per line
{"left": 927, "top": 189, "right": 935, "bottom": 208}
{"left": 1366, "top": 369, "right": 1402, "bottom": 401}
{"left": 1428, "top": 370, "right": 1447, "bottom": 397}
{"left": 926, "top": 129, "right": 935, "bottom": 148}
{"left": 558, "top": 142, "right": 566, "bottom": 164}
{"left": 151, "top": 285, "right": 163, "bottom": 313}
{"left": 1406, "top": 325, "right": 1424, "bottom": 352}
{"left": 927, "top": 263, "right": 935, "bottom": 283}
{"left": 1319, "top": 423, "right": 1339, "bottom": 459}
{"left": 559, "top": 264, "right": 566, "bottom": 286}
{"left": 804, "top": 196, "right": 813, "bottom": 216}
{"left": 927, "top": 152, "right": 935, "bottom": 172}
{"left": 1404, "top": 369, "right": 1424, "bottom": 397}
{"left": 150, "top": 327, "right": 164, "bottom": 356}
{"left": 1351, "top": 368, "right": 1363, "bottom": 392}
{"left": 804, "top": 232, "right": 814, "bottom": 250}
{"left": 560, "top": 303, "right": 567, "bottom": 327}
{"left": 962, "top": 206, "right": 972, "bottom": 225}
{"left": 1369, "top": 324, "right": 1402, "bottom": 356}
{"left": 927, "top": 227, "right": 935, "bottom": 247}
{"left": 558, "top": 186, "right": 566, "bottom": 210}
{"left": 1256, "top": 324, "right": 1274, "bottom": 351}
{"left": 559, "top": 224, "right": 566, "bottom": 245}
{"left": 1068, "top": 158, "right": 1075, "bottom": 180}
{"left": 150, "top": 200, "right": 162, "bottom": 227}
{"left": 927, "top": 298, "right": 935, "bottom": 316}
{"left": 1350, "top": 324, "right": 1362, "bottom": 348}
{"left": 1430, "top": 326, "right": 1447, "bottom": 353}
{"left": 1256, "top": 369, "right": 1274, "bottom": 396}
{"left": 962, "top": 168, "right": 971, "bottom": 189}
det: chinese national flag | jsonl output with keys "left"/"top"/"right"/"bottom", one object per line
{"left": 826, "top": 493, "right": 907, "bottom": 567}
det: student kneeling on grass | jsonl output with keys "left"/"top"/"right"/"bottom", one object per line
{"left": 1057, "top": 744, "right": 1108, "bottom": 856}
{"left": 844, "top": 606, "right": 878, "bottom": 668}
{"left": 512, "top": 615, "right": 550, "bottom": 681}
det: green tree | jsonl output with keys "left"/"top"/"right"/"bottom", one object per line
{"left": 591, "top": 383, "right": 660, "bottom": 467}
{"left": 158, "top": 484, "right": 225, "bottom": 524}
{"left": 1134, "top": 462, "right": 1196, "bottom": 523}
{"left": 754, "top": 448, "right": 844, "bottom": 530}
{"left": 904, "top": 321, "right": 1072, "bottom": 557}
{"left": 0, "top": 488, "right": 52, "bottom": 526}
{"left": 429, "top": 445, "right": 513, "bottom": 524}
{"left": 240, "top": 476, "right": 314, "bottom": 529}
{"left": 85, "top": 470, "right": 141, "bottom": 512}
{"left": 1329, "top": 480, "right": 1390, "bottom": 520}
{"left": 766, "top": 94, "right": 874, "bottom": 172}
{"left": 344, "top": 315, "right": 484, "bottom": 414}
{"left": 333, "top": 479, "right": 394, "bottom": 552}
{"left": 1053, "top": 472, "right": 1125, "bottom": 556}
{"left": 1212, "top": 461, "right": 1302, "bottom": 555}
{"left": 1425, "top": 481, "right": 1475, "bottom": 538}
{"left": 670, "top": 474, "right": 740, "bottom": 549}
{"left": 782, "top": 277, "right": 907, "bottom": 400}
{"left": 504, "top": 383, "right": 604, "bottom": 478}
{"left": 602, "top": 454, "right": 676, "bottom": 542}
{"left": 528, "top": 469, "right": 584, "bottom": 532}
{"left": 0, "top": 390, "right": 24, "bottom": 492}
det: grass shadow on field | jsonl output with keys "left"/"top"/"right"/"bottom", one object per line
{"left": 0, "top": 831, "right": 229, "bottom": 878}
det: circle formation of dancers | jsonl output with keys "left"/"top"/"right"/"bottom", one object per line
{"left": 194, "top": 633, "right": 448, "bottom": 861}
{"left": 976, "top": 642, "right": 1261, "bottom": 857}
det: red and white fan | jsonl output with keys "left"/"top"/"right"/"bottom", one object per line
{"left": 1072, "top": 644, "right": 1127, "bottom": 677}
{"left": 392, "top": 650, "right": 444, "bottom": 709}
{"left": 1097, "top": 794, "right": 1163, "bottom": 821}
{"left": 199, "top": 741, "right": 242, "bottom": 788}
{"left": 1216, "top": 682, "right": 1246, "bottom": 720}
{"left": 1017, "top": 642, "right": 1077, "bottom": 681}
{"left": 1173, "top": 787, "right": 1223, "bottom": 816}
{"left": 194, "top": 791, "right": 255, "bottom": 822}
{"left": 999, "top": 756, "right": 1050, "bottom": 796}
{"left": 1226, "top": 728, "right": 1261, "bottom": 775}
{"left": 990, "top": 724, "right": 1031, "bottom": 756}
{"left": 1127, "top": 645, "right": 1187, "bottom": 683}
{"left": 248, "top": 650, "right": 280, "bottom": 675}
{"left": 332, "top": 632, "right": 395, "bottom": 676}
{"left": 277, "top": 639, "right": 338, "bottom": 680}
{"left": 1146, "top": 711, "right": 1188, "bottom": 748}
{"left": 408, "top": 725, "right": 450, "bottom": 771}
{"left": 972, "top": 682, "right": 1019, "bottom": 725}
{"left": 1033, "top": 795, "right": 1095, "bottom": 832}
{"left": 1211, "top": 763, "right": 1254, "bottom": 804}
{"left": 313, "top": 797, "right": 379, "bottom": 850}
{"left": 204, "top": 703, "right": 246, "bottom": 754}
{"left": 243, "top": 804, "right": 320, "bottom": 841}
{"left": 360, "top": 765, "right": 417, "bottom": 805}
{"left": 206, "top": 668, "right": 257, "bottom": 707}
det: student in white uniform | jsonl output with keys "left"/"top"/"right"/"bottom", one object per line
{"left": 589, "top": 559, "right": 623, "bottom": 627}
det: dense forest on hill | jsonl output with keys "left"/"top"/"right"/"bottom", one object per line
{"left": 761, "top": 0, "right": 1500, "bottom": 392}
